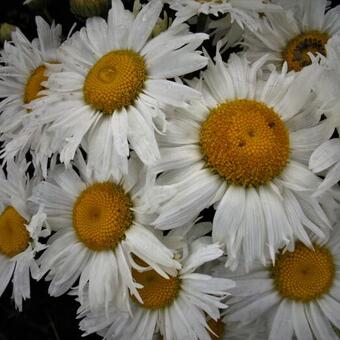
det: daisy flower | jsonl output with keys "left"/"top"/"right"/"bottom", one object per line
{"left": 152, "top": 49, "right": 335, "bottom": 270}
{"left": 243, "top": 0, "right": 340, "bottom": 72}
{"left": 165, "top": 0, "right": 281, "bottom": 29}
{"left": 224, "top": 223, "right": 340, "bottom": 340}
{"left": 0, "top": 17, "right": 62, "bottom": 175}
{"left": 77, "top": 228, "right": 234, "bottom": 340}
{"left": 31, "top": 151, "right": 181, "bottom": 312}
{"left": 0, "top": 160, "right": 48, "bottom": 311}
{"left": 29, "top": 0, "right": 208, "bottom": 178}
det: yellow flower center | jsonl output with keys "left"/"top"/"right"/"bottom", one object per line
{"left": 282, "top": 31, "right": 329, "bottom": 72}
{"left": 72, "top": 182, "right": 133, "bottom": 251}
{"left": 199, "top": 99, "right": 290, "bottom": 187}
{"left": 23, "top": 65, "right": 47, "bottom": 104}
{"left": 132, "top": 258, "right": 181, "bottom": 310}
{"left": 83, "top": 49, "right": 147, "bottom": 114}
{"left": 207, "top": 318, "right": 225, "bottom": 339}
{"left": 272, "top": 242, "right": 335, "bottom": 302}
{"left": 0, "top": 206, "right": 29, "bottom": 258}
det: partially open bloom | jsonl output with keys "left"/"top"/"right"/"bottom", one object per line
{"left": 0, "top": 160, "right": 48, "bottom": 311}
{"left": 31, "top": 151, "right": 180, "bottom": 312}
{"left": 0, "top": 17, "right": 62, "bottom": 175}
{"left": 29, "top": 0, "right": 208, "bottom": 178}
{"left": 224, "top": 224, "right": 340, "bottom": 340}
{"left": 152, "top": 50, "right": 334, "bottom": 270}
{"left": 243, "top": 0, "right": 340, "bottom": 72}
{"left": 77, "top": 225, "right": 234, "bottom": 340}
{"left": 0, "top": 23, "right": 16, "bottom": 44}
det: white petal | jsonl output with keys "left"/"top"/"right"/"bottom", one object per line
{"left": 309, "top": 139, "right": 340, "bottom": 173}
{"left": 268, "top": 300, "right": 294, "bottom": 340}
{"left": 127, "top": 0, "right": 163, "bottom": 52}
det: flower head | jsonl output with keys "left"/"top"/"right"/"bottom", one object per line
{"left": 151, "top": 50, "right": 334, "bottom": 269}
{"left": 29, "top": 0, "right": 208, "bottom": 178}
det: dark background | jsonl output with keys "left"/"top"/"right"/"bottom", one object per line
{"left": 0, "top": 0, "right": 339, "bottom": 339}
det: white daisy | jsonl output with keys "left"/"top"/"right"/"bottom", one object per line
{"left": 0, "top": 160, "right": 48, "bottom": 311}
{"left": 0, "top": 17, "right": 62, "bottom": 175}
{"left": 31, "top": 151, "right": 181, "bottom": 313}
{"left": 223, "top": 223, "right": 340, "bottom": 340}
{"left": 29, "top": 0, "right": 208, "bottom": 178}
{"left": 243, "top": 0, "right": 340, "bottom": 72}
{"left": 77, "top": 228, "right": 234, "bottom": 340}
{"left": 165, "top": 0, "right": 281, "bottom": 29}
{"left": 151, "top": 49, "right": 335, "bottom": 270}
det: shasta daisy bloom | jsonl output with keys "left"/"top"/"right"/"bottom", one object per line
{"left": 29, "top": 0, "right": 208, "bottom": 178}
{"left": 0, "top": 17, "right": 62, "bottom": 175}
{"left": 243, "top": 0, "right": 340, "bottom": 72}
{"left": 77, "top": 232, "right": 234, "bottom": 340}
{"left": 31, "top": 151, "right": 181, "bottom": 312}
{"left": 165, "top": 0, "right": 281, "bottom": 28}
{"left": 224, "top": 224, "right": 340, "bottom": 340}
{"left": 152, "top": 49, "right": 335, "bottom": 270}
{"left": 0, "top": 160, "right": 48, "bottom": 311}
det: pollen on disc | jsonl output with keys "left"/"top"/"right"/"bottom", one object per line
{"left": 72, "top": 182, "right": 133, "bottom": 251}
{"left": 199, "top": 99, "right": 290, "bottom": 187}
{"left": 23, "top": 64, "right": 47, "bottom": 104}
{"left": 272, "top": 242, "right": 335, "bottom": 302}
{"left": 83, "top": 49, "right": 147, "bottom": 114}
{"left": 282, "top": 31, "right": 329, "bottom": 72}
{"left": 131, "top": 258, "right": 181, "bottom": 310}
{"left": 0, "top": 206, "right": 29, "bottom": 258}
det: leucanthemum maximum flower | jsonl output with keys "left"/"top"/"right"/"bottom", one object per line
{"left": 0, "top": 160, "right": 48, "bottom": 311}
{"left": 29, "top": 0, "right": 208, "bottom": 178}
{"left": 151, "top": 48, "right": 335, "bottom": 270}
{"left": 31, "top": 151, "right": 181, "bottom": 312}
{"left": 77, "top": 224, "right": 234, "bottom": 340}
{"left": 0, "top": 17, "right": 62, "bottom": 175}
{"left": 243, "top": 0, "right": 340, "bottom": 72}
{"left": 223, "top": 223, "right": 340, "bottom": 340}
{"left": 165, "top": 0, "right": 281, "bottom": 29}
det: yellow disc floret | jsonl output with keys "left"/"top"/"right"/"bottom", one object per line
{"left": 72, "top": 182, "right": 133, "bottom": 251}
{"left": 83, "top": 49, "right": 147, "bottom": 114}
{"left": 0, "top": 206, "right": 29, "bottom": 258}
{"left": 282, "top": 31, "right": 329, "bottom": 72}
{"left": 23, "top": 65, "right": 47, "bottom": 104}
{"left": 200, "top": 99, "right": 290, "bottom": 187}
{"left": 207, "top": 318, "right": 225, "bottom": 340}
{"left": 272, "top": 242, "right": 335, "bottom": 302}
{"left": 132, "top": 258, "right": 181, "bottom": 310}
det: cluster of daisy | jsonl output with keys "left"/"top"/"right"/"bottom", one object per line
{"left": 1, "top": 0, "right": 340, "bottom": 339}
